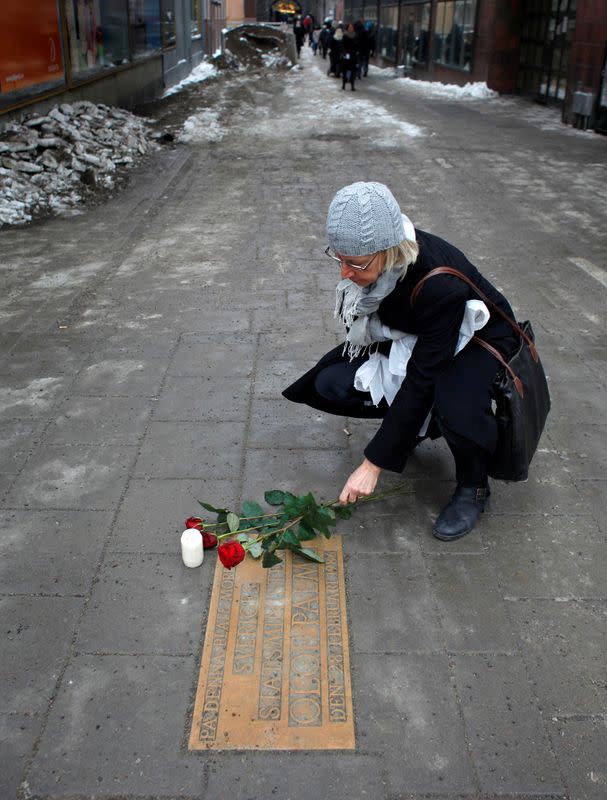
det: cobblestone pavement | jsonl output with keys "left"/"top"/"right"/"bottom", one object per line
{"left": 1, "top": 48, "right": 606, "bottom": 800}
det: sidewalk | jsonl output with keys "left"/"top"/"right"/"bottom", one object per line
{"left": 1, "top": 48, "right": 606, "bottom": 800}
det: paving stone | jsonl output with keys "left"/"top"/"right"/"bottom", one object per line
{"left": 258, "top": 329, "right": 339, "bottom": 362}
{"left": 28, "top": 654, "right": 203, "bottom": 797}
{"left": 155, "top": 376, "right": 251, "bottom": 421}
{"left": 252, "top": 307, "right": 327, "bottom": 333}
{"left": 248, "top": 396, "right": 346, "bottom": 449}
{"left": 1, "top": 331, "right": 94, "bottom": 378}
{"left": 241, "top": 447, "right": 347, "bottom": 505}
{"left": 0, "top": 472, "right": 14, "bottom": 503}
{"left": 491, "top": 462, "right": 584, "bottom": 515}
{"left": 76, "top": 554, "right": 211, "bottom": 654}
{"left": 168, "top": 334, "right": 256, "bottom": 377}
{"left": 545, "top": 423, "right": 607, "bottom": 480}
{"left": 485, "top": 520, "right": 606, "bottom": 598}
{"left": 342, "top": 512, "right": 428, "bottom": 560}
{"left": 91, "top": 330, "right": 180, "bottom": 359}
{"left": 549, "top": 717, "right": 607, "bottom": 800}
{"left": 5, "top": 444, "right": 135, "bottom": 509}
{"left": 453, "top": 654, "right": 563, "bottom": 794}
{"left": 0, "top": 374, "right": 66, "bottom": 422}
{"left": 0, "top": 509, "right": 111, "bottom": 594}
{"left": 574, "top": 480, "right": 607, "bottom": 532}
{"left": 110, "top": 476, "right": 238, "bottom": 553}
{"left": 0, "top": 595, "right": 83, "bottom": 714}
{"left": 347, "top": 560, "right": 441, "bottom": 653}
{"left": 0, "top": 420, "right": 40, "bottom": 472}
{"left": 548, "top": 378, "right": 605, "bottom": 424}
{"left": 427, "top": 555, "right": 518, "bottom": 653}
{"left": 134, "top": 420, "right": 245, "bottom": 479}
{"left": 354, "top": 654, "right": 476, "bottom": 793}
{"left": 69, "top": 356, "right": 167, "bottom": 396}
{"left": 509, "top": 600, "right": 606, "bottom": 716}
{"left": 252, "top": 357, "right": 316, "bottom": 398}
{"left": 0, "top": 712, "right": 41, "bottom": 800}
{"left": 45, "top": 394, "right": 153, "bottom": 445}
{"left": 205, "top": 753, "right": 388, "bottom": 800}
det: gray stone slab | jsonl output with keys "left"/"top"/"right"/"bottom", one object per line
{"left": 205, "top": 753, "right": 388, "bottom": 800}
{"left": 69, "top": 356, "right": 167, "bottom": 397}
{"left": 509, "top": 600, "right": 606, "bottom": 716}
{"left": 0, "top": 472, "right": 14, "bottom": 503}
{"left": 0, "top": 712, "right": 40, "bottom": 800}
{"left": 453, "top": 654, "right": 563, "bottom": 794}
{"left": 0, "top": 595, "right": 82, "bottom": 714}
{"left": 0, "top": 374, "right": 66, "bottom": 422}
{"left": 252, "top": 307, "right": 327, "bottom": 333}
{"left": 154, "top": 376, "right": 251, "bottom": 421}
{"left": 354, "top": 653, "right": 476, "bottom": 793}
{"left": 5, "top": 444, "right": 135, "bottom": 510}
{"left": 168, "top": 335, "right": 256, "bottom": 377}
{"left": 0, "top": 421, "right": 40, "bottom": 472}
{"left": 133, "top": 420, "right": 245, "bottom": 478}
{"left": 248, "top": 396, "right": 347, "bottom": 449}
{"left": 574, "top": 480, "right": 607, "bottom": 532}
{"left": 2, "top": 331, "right": 94, "bottom": 378}
{"left": 0, "top": 509, "right": 111, "bottom": 594}
{"left": 546, "top": 423, "right": 607, "bottom": 480}
{"left": 241, "top": 447, "right": 347, "bottom": 505}
{"left": 342, "top": 511, "right": 427, "bottom": 560}
{"left": 347, "top": 559, "right": 441, "bottom": 653}
{"left": 549, "top": 717, "right": 607, "bottom": 800}
{"left": 27, "top": 654, "right": 203, "bottom": 797}
{"left": 91, "top": 330, "right": 180, "bottom": 359}
{"left": 258, "top": 329, "right": 339, "bottom": 362}
{"left": 491, "top": 461, "right": 584, "bottom": 515}
{"left": 45, "top": 395, "right": 153, "bottom": 445}
{"left": 427, "top": 555, "right": 518, "bottom": 653}
{"left": 252, "top": 357, "right": 316, "bottom": 398}
{"left": 485, "top": 520, "right": 606, "bottom": 599}
{"left": 547, "top": 378, "right": 605, "bottom": 425}
{"left": 110, "top": 477, "right": 238, "bottom": 553}
{"left": 76, "top": 554, "right": 211, "bottom": 654}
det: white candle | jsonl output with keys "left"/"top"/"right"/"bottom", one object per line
{"left": 181, "top": 528, "right": 204, "bottom": 567}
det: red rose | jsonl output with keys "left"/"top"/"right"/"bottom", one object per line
{"left": 202, "top": 531, "right": 218, "bottom": 549}
{"left": 185, "top": 516, "right": 203, "bottom": 530}
{"left": 217, "top": 541, "right": 246, "bottom": 569}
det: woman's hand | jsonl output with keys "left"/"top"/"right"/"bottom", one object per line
{"left": 339, "top": 458, "right": 382, "bottom": 505}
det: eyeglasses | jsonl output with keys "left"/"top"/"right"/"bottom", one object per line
{"left": 324, "top": 246, "right": 378, "bottom": 271}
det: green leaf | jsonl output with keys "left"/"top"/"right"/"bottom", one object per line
{"left": 262, "top": 550, "right": 283, "bottom": 568}
{"left": 235, "top": 533, "right": 249, "bottom": 543}
{"left": 242, "top": 500, "right": 264, "bottom": 518}
{"left": 264, "top": 490, "right": 286, "bottom": 506}
{"left": 227, "top": 512, "right": 240, "bottom": 533}
{"left": 318, "top": 506, "right": 336, "bottom": 521}
{"left": 217, "top": 511, "right": 228, "bottom": 524}
{"left": 334, "top": 505, "right": 352, "bottom": 519}
{"left": 297, "top": 521, "right": 317, "bottom": 541}
{"left": 197, "top": 500, "right": 229, "bottom": 514}
{"left": 297, "top": 547, "right": 325, "bottom": 564}
{"left": 248, "top": 540, "right": 263, "bottom": 559}
{"left": 281, "top": 530, "right": 300, "bottom": 548}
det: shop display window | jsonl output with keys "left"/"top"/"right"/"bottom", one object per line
{"left": 129, "top": 0, "right": 162, "bottom": 56}
{"left": 66, "top": 0, "right": 130, "bottom": 76}
{"left": 434, "top": 0, "right": 476, "bottom": 71}
{"left": 377, "top": 5, "right": 399, "bottom": 61}
{"left": 191, "top": 0, "right": 202, "bottom": 38}
{"left": 401, "top": 2, "right": 431, "bottom": 67}
{"left": 161, "top": 0, "right": 177, "bottom": 47}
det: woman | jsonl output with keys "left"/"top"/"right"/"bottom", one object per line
{"left": 283, "top": 182, "right": 519, "bottom": 541}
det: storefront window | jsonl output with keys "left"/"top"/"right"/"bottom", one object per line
{"left": 129, "top": 0, "right": 161, "bottom": 56}
{"left": 65, "top": 0, "right": 130, "bottom": 78}
{"left": 1, "top": 0, "right": 65, "bottom": 104}
{"left": 161, "top": 0, "right": 176, "bottom": 47}
{"left": 401, "top": 2, "right": 431, "bottom": 67}
{"left": 191, "top": 0, "right": 201, "bottom": 37}
{"left": 377, "top": 5, "right": 399, "bottom": 61}
{"left": 434, "top": 0, "right": 476, "bottom": 71}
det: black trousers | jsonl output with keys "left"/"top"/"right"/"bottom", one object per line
{"left": 313, "top": 345, "right": 500, "bottom": 487}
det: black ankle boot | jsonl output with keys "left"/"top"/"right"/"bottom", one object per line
{"left": 433, "top": 485, "right": 490, "bottom": 541}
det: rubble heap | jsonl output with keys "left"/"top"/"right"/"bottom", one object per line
{"left": 220, "top": 24, "right": 295, "bottom": 70}
{"left": 0, "top": 101, "right": 158, "bottom": 228}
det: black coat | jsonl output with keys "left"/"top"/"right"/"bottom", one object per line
{"left": 283, "top": 229, "right": 519, "bottom": 471}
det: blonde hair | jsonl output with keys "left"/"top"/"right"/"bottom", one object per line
{"left": 382, "top": 238, "right": 419, "bottom": 280}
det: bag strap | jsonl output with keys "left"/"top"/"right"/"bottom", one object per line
{"left": 410, "top": 266, "right": 538, "bottom": 362}
{"left": 473, "top": 336, "right": 524, "bottom": 398}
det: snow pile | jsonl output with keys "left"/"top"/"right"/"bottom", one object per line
{"left": 394, "top": 75, "right": 498, "bottom": 100}
{"left": 0, "top": 101, "right": 157, "bottom": 228}
{"left": 179, "top": 109, "right": 225, "bottom": 143}
{"left": 162, "top": 60, "right": 218, "bottom": 98}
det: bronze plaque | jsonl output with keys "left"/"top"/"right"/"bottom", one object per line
{"left": 189, "top": 536, "right": 355, "bottom": 750}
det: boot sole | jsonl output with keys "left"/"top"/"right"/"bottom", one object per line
{"left": 432, "top": 499, "right": 489, "bottom": 541}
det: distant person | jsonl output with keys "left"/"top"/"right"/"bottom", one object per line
{"left": 312, "top": 27, "right": 321, "bottom": 55}
{"left": 328, "top": 25, "right": 344, "bottom": 77}
{"left": 340, "top": 23, "right": 359, "bottom": 91}
{"left": 283, "top": 182, "right": 521, "bottom": 542}
{"left": 293, "top": 15, "right": 305, "bottom": 57}
{"left": 303, "top": 14, "right": 314, "bottom": 45}
{"left": 319, "top": 22, "right": 332, "bottom": 59}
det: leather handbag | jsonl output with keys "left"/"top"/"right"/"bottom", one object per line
{"left": 411, "top": 267, "right": 551, "bottom": 482}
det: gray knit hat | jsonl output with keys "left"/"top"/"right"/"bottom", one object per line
{"left": 326, "top": 181, "right": 405, "bottom": 256}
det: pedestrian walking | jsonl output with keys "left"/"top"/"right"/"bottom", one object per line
{"left": 312, "top": 27, "right": 321, "bottom": 55}
{"left": 340, "top": 22, "right": 359, "bottom": 90}
{"left": 283, "top": 181, "right": 521, "bottom": 541}
{"left": 293, "top": 15, "right": 305, "bottom": 57}
{"left": 327, "top": 26, "right": 344, "bottom": 77}
{"left": 319, "top": 22, "right": 332, "bottom": 58}
{"left": 357, "top": 20, "right": 374, "bottom": 77}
